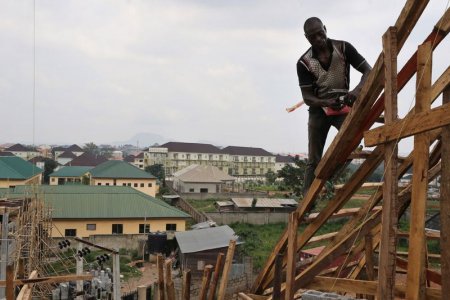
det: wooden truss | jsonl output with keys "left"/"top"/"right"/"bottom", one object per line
{"left": 250, "top": 1, "right": 449, "bottom": 299}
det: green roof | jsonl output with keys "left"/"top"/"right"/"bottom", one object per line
{"left": 0, "top": 185, "right": 190, "bottom": 219}
{"left": 0, "top": 157, "right": 43, "bottom": 180}
{"left": 89, "top": 160, "right": 156, "bottom": 179}
{"left": 50, "top": 166, "right": 92, "bottom": 177}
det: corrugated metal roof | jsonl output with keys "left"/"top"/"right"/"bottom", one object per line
{"left": 65, "top": 153, "right": 107, "bottom": 167}
{"left": 231, "top": 198, "right": 297, "bottom": 208}
{"left": 216, "top": 201, "right": 234, "bottom": 207}
{"left": 175, "top": 225, "right": 240, "bottom": 253}
{"left": 0, "top": 185, "right": 190, "bottom": 219}
{"left": 49, "top": 166, "right": 92, "bottom": 177}
{"left": 0, "top": 157, "right": 43, "bottom": 179}
{"left": 89, "top": 160, "right": 156, "bottom": 179}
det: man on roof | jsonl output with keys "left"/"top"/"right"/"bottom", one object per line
{"left": 297, "top": 17, "right": 372, "bottom": 196}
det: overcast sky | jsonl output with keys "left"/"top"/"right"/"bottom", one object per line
{"left": 0, "top": 1, "right": 448, "bottom": 153}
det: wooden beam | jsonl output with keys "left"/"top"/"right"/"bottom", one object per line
{"left": 207, "top": 253, "right": 224, "bottom": 300}
{"left": 441, "top": 86, "right": 450, "bottom": 293}
{"left": 165, "top": 260, "right": 176, "bottom": 300}
{"left": 6, "top": 265, "right": 14, "bottom": 300}
{"left": 365, "top": 99, "right": 450, "bottom": 147}
{"left": 199, "top": 265, "right": 213, "bottom": 300}
{"left": 406, "top": 41, "right": 432, "bottom": 300}
{"left": 378, "top": 26, "right": 399, "bottom": 300}
{"left": 306, "top": 277, "right": 441, "bottom": 300}
{"left": 0, "top": 274, "right": 94, "bottom": 286}
{"left": 157, "top": 254, "right": 165, "bottom": 300}
{"left": 182, "top": 270, "right": 191, "bottom": 300}
{"left": 217, "top": 240, "right": 236, "bottom": 300}
{"left": 396, "top": 257, "right": 442, "bottom": 285}
{"left": 285, "top": 212, "right": 298, "bottom": 300}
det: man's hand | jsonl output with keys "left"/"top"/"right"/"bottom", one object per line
{"left": 346, "top": 89, "right": 359, "bottom": 106}
{"left": 326, "top": 98, "right": 344, "bottom": 111}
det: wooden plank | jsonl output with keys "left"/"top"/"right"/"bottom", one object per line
{"left": 378, "top": 26, "right": 399, "bottom": 300}
{"left": 199, "top": 265, "right": 213, "bottom": 300}
{"left": 285, "top": 212, "right": 298, "bottom": 300}
{"left": 365, "top": 101, "right": 450, "bottom": 146}
{"left": 406, "top": 41, "right": 432, "bottom": 300}
{"left": 306, "top": 277, "right": 441, "bottom": 300}
{"left": 441, "top": 86, "right": 450, "bottom": 293}
{"left": 217, "top": 240, "right": 236, "bottom": 300}
{"left": 207, "top": 253, "right": 224, "bottom": 300}
{"left": 0, "top": 274, "right": 94, "bottom": 286}
{"left": 182, "top": 269, "right": 191, "bottom": 300}
{"left": 16, "top": 270, "right": 38, "bottom": 300}
{"left": 365, "top": 234, "right": 375, "bottom": 282}
{"left": 316, "top": 7, "right": 448, "bottom": 180}
{"left": 165, "top": 260, "right": 175, "bottom": 300}
{"left": 157, "top": 254, "right": 165, "bottom": 300}
{"left": 396, "top": 257, "right": 441, "bottom": 285}
{"left": 6, "top": 265, "right": 14, "bottom": 300}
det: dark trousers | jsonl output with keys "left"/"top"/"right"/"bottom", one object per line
{"left": 303, "top": 110, "right": 347, "bottom": 196}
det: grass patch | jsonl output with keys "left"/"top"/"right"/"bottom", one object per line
{"left": 187, "top": 199, "right": 218, "bottom": 212}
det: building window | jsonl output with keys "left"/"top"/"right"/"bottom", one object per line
{"left": 209, "top": 155, "right": 213, "bottom": 160}
{"left": 166, "top": 224, "right": 177, "bottom": 231}
{"left": 112, "top": 224, "right": 123, "bottom": 234}
{"left": 139, "top": 224, "right": 150, "bottom": 233}
{"left": 189, "top": 188, "right": 195, "bottom": 192}
{"left": 252, "top": 168, "right": 256, "bottom": 175}
{"left": 65, "top": 229, "right": 76, "bottom": 237}
{"left": 51, "top": 178, "right": 55, "bottom": 182}
{"left": 128, "top": 183, "right": 131, "bottom": 186}
{"left": 234, "top": 156, "right": 239, "bottom": 162}
{"left": 148, "top": 183, "right": 152, "bottom": 187}
{"left": 86, "top": 224, "right": 96, "bottom": 231}
{"left": 219, "top": 155, "right": 223, "bottom": 160}
{"left": 97, "top": 183, "right": 101, "bottom": 186}
{"left": 134, "top": 183, "right": 138, "bottom": 187}
{"left": 123, "top": 183, "right": 126, "bottom": 186}
{"left": 200, "top": 188, "right": 208, "bottom": 193}
{"left": 140, "top": 183, "right": 144, "bottom": 187}
{"left": 186, "top": 154, "right": 190, "bottom": 160}
{"left": 106, "top": 183, "right": 110, "bottom": 186}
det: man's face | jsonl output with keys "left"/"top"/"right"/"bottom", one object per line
{"left": 304, "top": 22, "right": 327, "bottom": 50}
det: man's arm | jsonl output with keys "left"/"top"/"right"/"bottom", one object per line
{"left": 300, "top": 86, "right": 340, "bottom": 109}
{"left": 344, "top": 42, "right": 372, "bottom": 102}
{"left": 348, "top": 61, "right": 372, "bottom": 101}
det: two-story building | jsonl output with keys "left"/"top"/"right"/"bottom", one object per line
{"left": 4, "top": 144, "right": 39, "bottom": 160}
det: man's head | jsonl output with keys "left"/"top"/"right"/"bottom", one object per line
{"left": 303, "top": 17, "right": 328, "bottom": 50}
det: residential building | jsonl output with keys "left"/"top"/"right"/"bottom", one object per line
{"left": 274, "top": 154, "right": 296, "bottom": 172}
{"left": 0, "top": 156, "right": 43, "bottom": 188}
{"left": 65, "top": 152, "right": 107, "bottom": 167}
{"left": 4, "top": 143, "right": 39, "bottom": 160}
{"left": 28, "top": 156, "right": 47, "bottom": 170}
{"left": 56, "top": 151, "right": 77, "bottom": 166}
{"left": 151, "top": 142, "right": 229, "bottom": 177}
{"left": 88, "top": 160, "right": 157, "bottom": 197}
{"left": 221, "top": 146, "right": 276, "bottom": 180}
{"left": 53, "top": 144, "right": 84, "bottom": 159}
{"left": 173, "top": 164, "right": 236, "bottom": 193}
{"left": 0, "top": 185, "right": 190, "bottom": 238}
{"left": 128, "top": 152, "right": 145, "bottom": 169}
{"left": 49, "top": 166, "right": 92, "bottom": 185}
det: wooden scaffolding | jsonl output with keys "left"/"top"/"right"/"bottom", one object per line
{"left": 248, "top": 1, "right": 449, "bottom": 299}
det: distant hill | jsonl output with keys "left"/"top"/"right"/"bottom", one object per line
{"left": 110, "top": 132, "right": 168, "bottom": 147}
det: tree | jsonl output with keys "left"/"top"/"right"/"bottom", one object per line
{"left": 277, "top": 156, "right": 307, "bottom": 197}
{"left": 145, "top": 164, "right": 165, "bottom": 183}
{"left": 43, "top": 158, "right": 58, "bottom": 184}
{"left": 265, "top": 170, "right": 277, "bottom": 185}
{"left": 83, "top": 142, "right": 99, "bottom": 155}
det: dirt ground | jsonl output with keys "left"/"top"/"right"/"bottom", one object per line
{"left": 121, "top": 262, "right": 159, "bottom": 294}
